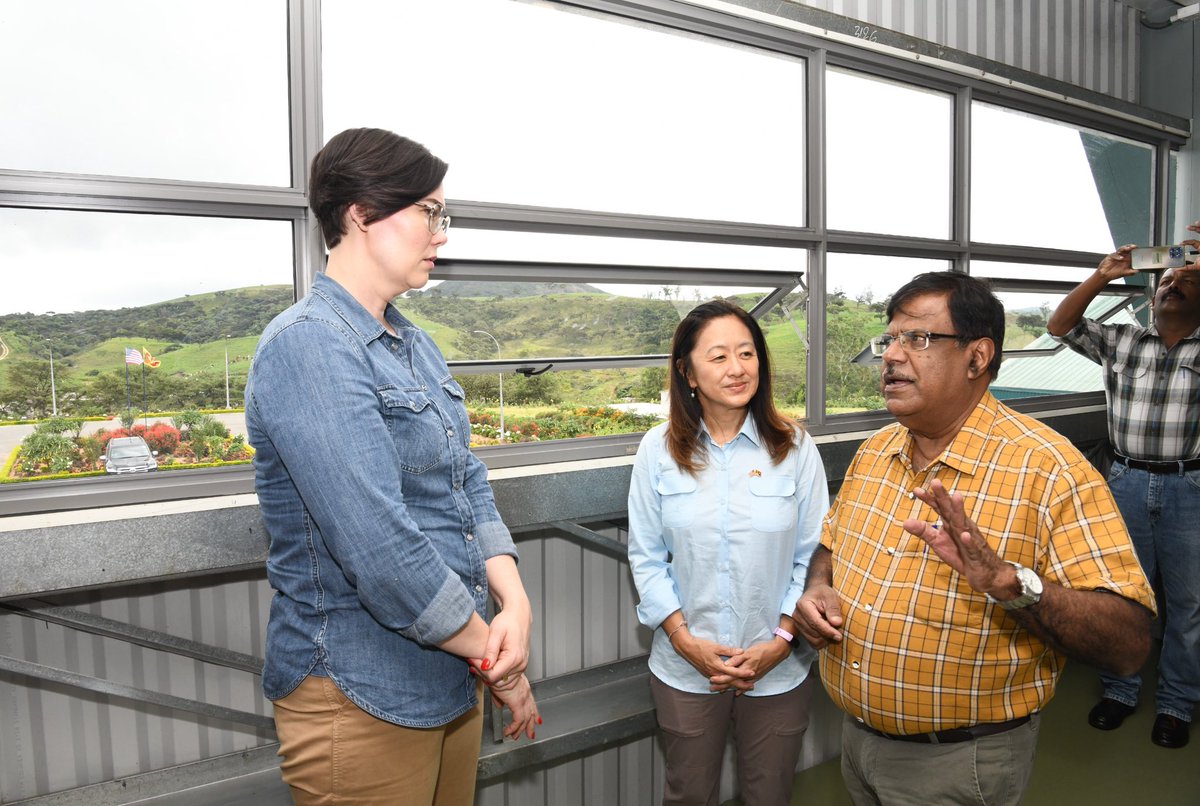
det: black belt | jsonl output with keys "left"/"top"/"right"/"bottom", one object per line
{"left": 1116, "top": 455, "right": 1200, "bottom": 474}
{"left": 854, "top": 714, "right": 1030, "bottom": 744}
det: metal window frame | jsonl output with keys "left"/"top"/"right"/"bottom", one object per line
{"left": 0, "top": 0, "right": 1187, "bottom": 517}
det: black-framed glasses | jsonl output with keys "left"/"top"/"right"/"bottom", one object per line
{"left": 413, "top": 201, "right": 451, "bottom": 234}
{"left": 870, "top": 330, "right": 961, "bottom": 356}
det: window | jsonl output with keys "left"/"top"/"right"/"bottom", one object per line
{"left": 970, "top": 103, "right": 1154, "bottom": 252}
{"left": 0, "top": 0, "right": 290, "bottom": 185}
{"left": 322, "top": 0, "right": 806, "bottom": 224}
{"left": 826, "top": 69, "right": 953, "bottom": 238}
{"left": 823, "top": 254, "right": 952, "bottom": 415}
{"left": 0, "top": 209, "right": 293, "bottom": 484}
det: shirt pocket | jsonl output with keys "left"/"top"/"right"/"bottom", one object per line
{"left": 378, "top": 387, "right": 445, "bottom": 474}
{"left": 656, "top": 467, "right": 698, "bottom": 528}
{"left": 1112, "top": 355, "right": 1150, "bottom": 399}
{"left": 748, "top": 474, "right": 797, "bottom": 532}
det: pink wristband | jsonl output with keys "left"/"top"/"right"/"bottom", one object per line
{"left": 773, "top": 626, "right": 795, "bottom": 644}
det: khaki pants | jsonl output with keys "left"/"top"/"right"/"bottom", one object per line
{"left": 272, "top": 674, "right": 484, "bottom": 806}
{"left": 650, "top": 674, "right": 813, "bottom": 806}
{"left": 840, "top": 712, "right": 1040, "bottom": 806}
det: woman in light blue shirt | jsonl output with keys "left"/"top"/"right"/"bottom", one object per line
{"left": 628, "top": 300, "right": 828, "bottom": 805}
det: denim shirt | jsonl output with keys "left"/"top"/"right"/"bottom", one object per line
{"left": 245, "top": 273, "right": 517, "bottom": 727}
{"left": 627, "top": 417, "right": 829, "bottom": 696}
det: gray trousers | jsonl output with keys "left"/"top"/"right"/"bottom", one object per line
{"left": 840, "top": 712, "right": 1041, "bottom": 806}
{"left": 650, "top": 673, "right": 813, "bottom": 806}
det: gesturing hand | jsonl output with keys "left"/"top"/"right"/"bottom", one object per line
{"left": 901, "top": 479, "right": 1010, "bottom": 596}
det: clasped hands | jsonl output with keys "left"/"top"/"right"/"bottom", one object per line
{"left": 793, "top": 479, "right": 1016, "bottom": 649}
{"left": 672, "top": 630, "right": 791, "bottom": 695}
{"left": 468, "top": 606, "right": 540, "bottom": 740}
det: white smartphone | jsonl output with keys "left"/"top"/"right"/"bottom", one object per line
{"left": 1130, "top": 245, "right": 1188, "bottom": 272}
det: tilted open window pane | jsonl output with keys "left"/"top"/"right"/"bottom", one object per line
{"left": 398, "top": 227, "right": 807, "bottom": 446}
{"left": 0, "top": 1, "right": 290, "bottom": 185}
{"left": 0, "top": 208, "right": 293, "bottom": 484}
{"left": 323, "top": 0, "right": 806, "bottom": 225}
{"left": 971, "top": 102, "right": 1154, "bottom": 253}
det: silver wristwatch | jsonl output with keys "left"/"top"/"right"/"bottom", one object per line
{"left": 987, "top": 561, "right": 1043, "bottom": 610}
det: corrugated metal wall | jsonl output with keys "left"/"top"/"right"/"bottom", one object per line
{"left": 0, "top": 575, "right": 274, "bottom": 801}
{"left": 797, "top": 0, "right": 1139, "bottom": 101}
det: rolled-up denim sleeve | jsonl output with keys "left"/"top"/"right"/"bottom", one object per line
{"left": 251, "top": 321, "right": 474, "bottom": 646}
{"left": 627, "top": 432, "right": 682, "bottom": 630}
{"left": 463, "top": 451, "right": 517, "bottom": 561}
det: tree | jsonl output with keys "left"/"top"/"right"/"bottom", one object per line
{"left": 0, "top": 358, "right": 55, "bottom": 418}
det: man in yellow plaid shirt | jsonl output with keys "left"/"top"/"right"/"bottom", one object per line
{"left": 794, "top": 272, "right": 1156, "bottom": 805}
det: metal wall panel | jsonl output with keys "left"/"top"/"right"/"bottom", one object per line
{"left": 0, "top": 576, "right": 273, "bottom": 803}
{"left": 799, "top": 0, "right": 1138, "bottom": 101}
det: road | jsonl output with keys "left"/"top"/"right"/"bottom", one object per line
{"left": 0, "top": 412, "right": 248, "bottom": 468}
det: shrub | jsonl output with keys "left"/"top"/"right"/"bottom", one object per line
{"left": 35, "top": 416, "right": 85, "bottom": 439}
{"left": 192, "top": 415, "right": 231, "bottom": 441}
{"left": 141, "top": 423, "right": 181, "bottom": 455}
{"left": 19, "top": 432, "right": 79, "bottom": 474}
{"left": 119, "top": 409, "right": 138, "bottom": 429}
{"left": 171, "top": 408, "right": 206, "bottom": 438}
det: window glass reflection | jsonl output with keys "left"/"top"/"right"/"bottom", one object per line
{"left": 971, "top": 103, "right": 1153, "bottom": 252}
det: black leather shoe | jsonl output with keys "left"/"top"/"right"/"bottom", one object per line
{"left": 1088, "top": 698, "right": 1135, "bottom": 730}
{"left": 1151, "top": 714, "right": 1190, "bottom": 748}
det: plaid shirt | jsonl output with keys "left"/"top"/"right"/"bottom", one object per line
{"left": 1056, "top": 318, "right": 1200, "bottom": 462}
{"left": 819, "top": 393, "right": 1155, "bottom": 736}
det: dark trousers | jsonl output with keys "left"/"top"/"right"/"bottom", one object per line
{"left": 650, "top": 674, "right": 813, "bottom": 806}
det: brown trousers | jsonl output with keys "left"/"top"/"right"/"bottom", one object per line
{"left": 272, "top": 674, "right": 484, "bottom": 806}
{"left": 650, "top": 674, "right": 814, "bottom": 806}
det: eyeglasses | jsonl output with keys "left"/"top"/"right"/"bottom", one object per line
{"left": 870, "top": 330, "right": 961, "bottom": 356}
{"left": 413, "top": 201, "right": 451, "bottom": 234}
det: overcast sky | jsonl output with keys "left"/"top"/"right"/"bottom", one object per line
{"left": 0, "top": 0, "right": 1168, "bottom": 319}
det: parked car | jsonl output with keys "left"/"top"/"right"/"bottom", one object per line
{"left": 100, "top": 436, "right": 158, "bottom": 474}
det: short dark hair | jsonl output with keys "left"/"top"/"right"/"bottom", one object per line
{"left": 666, "top": 299, "right": 800, "bottom": 473}
{"left": 886, "top": 272, "right": 1005, "bottom": 379}
{"left": 308, "top": 128, "right": 448, "bottom": 249}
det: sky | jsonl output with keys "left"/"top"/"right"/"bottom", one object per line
{"left": 0, "top": 0, "right": 1173, "bottom": 319}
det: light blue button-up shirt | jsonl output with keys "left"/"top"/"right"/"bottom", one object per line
{"left": 627, "top": 417, "right": 828, "bottom": 696}
{"left": 246, "top": 273, "right": 516, "bottom": 727}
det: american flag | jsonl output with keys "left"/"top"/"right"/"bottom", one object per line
{"left": 124, "top": 347, "right": 144, "bottom": 365}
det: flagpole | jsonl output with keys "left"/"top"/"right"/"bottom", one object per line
{"left": 141, "top": 362, "right": 147, "bottom": 425}
{"left": 125, "top": 361, "right": 131, "bottom": 411}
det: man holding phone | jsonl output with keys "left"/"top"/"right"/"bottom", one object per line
{"left": 1047, "top": 222, "right": 1200, "bottom": 749}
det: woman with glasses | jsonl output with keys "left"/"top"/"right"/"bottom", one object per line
{"left": 246, "top": 127, "right": 537, "bottom": 805}
{"left": 628, "top": 300, "right": 829, "bottom": 805}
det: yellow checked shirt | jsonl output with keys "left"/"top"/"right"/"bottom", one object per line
{"left": 819, "top": 393, "right": 1156, "bottom": 736}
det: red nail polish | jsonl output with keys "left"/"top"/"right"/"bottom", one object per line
{"left": 481, "top": 659, "right": 491, "bottom": 671}
{"left": 537, "top": 716, "right": 542, "bottom": 725}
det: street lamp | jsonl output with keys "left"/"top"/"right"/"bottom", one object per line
{"left": 45, "top": 338, "right": 58, "bottom": 416}
{"left": 223, "top": 335, "right": 232, "bottom": 409}
{"left": 472, "top": 330, "right": 504, "bottom": 440}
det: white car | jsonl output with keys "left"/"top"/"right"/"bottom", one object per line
{"left": 100, "top": 436, "right": 159, "bottom": 474}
